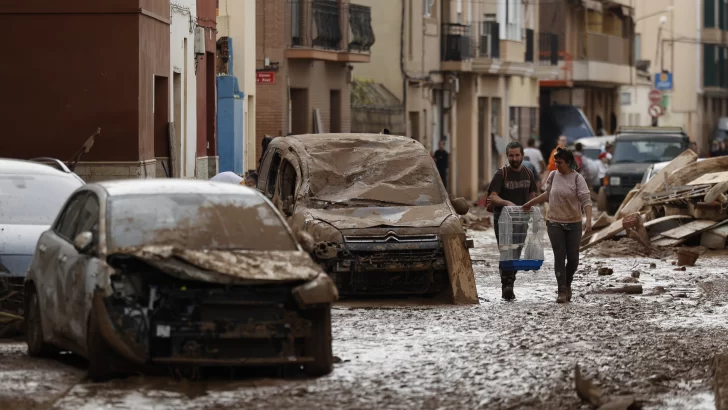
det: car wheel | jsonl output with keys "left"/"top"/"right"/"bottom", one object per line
{"left": 87, "top": 309, "right": 122, "bottom": 382}
{"left": 597, "top": 187, "right": 608, "bottom": 212}
{"left": 302, "top": 306, "right": 333, "bottom": 377}
{"left": 25, "top": 288, "right": 58, "bottom": 357}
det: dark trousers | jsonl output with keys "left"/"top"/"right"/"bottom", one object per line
{"left": 546, "top": 221, "right": 582, "bottom": 288}
{"left": 494, "top": 212, "right": 526, "bottom": 287}
{"left": 438, "top": 169, "right": 448, "bottom": 189}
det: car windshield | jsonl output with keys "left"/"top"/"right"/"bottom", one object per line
{"left": 550, "top": 106, "right": 595, "bottom": 140}
{"left": 0, "top": 174, "right": 82, "bottom": 225}
{"left": 304, "top": 137, "right": 445, "bottom": 207}
{"left": 613, "top": 139, "right": 684, "bottom": 164}
{"left": 107, "top": 193, "right": 297, "bottom": 252}
{"left": 582, "top": 148, "right": 602, "bottom": 160}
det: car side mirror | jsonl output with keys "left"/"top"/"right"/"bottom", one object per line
{"left": 451, "top": 197, "right": 470, "bottom": 216}
{"left": 73, "top": 231, "right": 94, "bottom": 253}
{"left": 296, "top": 230, "right": 315, "bottom": 254}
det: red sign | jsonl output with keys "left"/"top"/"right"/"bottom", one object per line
{"left": 648, "top": 89, "right": 662, "bottom": 104}
{"left": 648, "top": 103, "right": 664, "bottom": 118}
{"left": 256, "top": 72, "right": 276, "bottom": 84}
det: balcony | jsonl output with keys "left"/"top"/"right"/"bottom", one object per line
{"left": 538, "top": 33, "right": 559, "bottom": 66}
{"left": 288, "top": 0, "right": 375, "bottom": 63}
{"left": 579, "top": 32, "right": 631, "bottom": 66}
{"left": 441, "top": 23, "right": 472, "bottom": 71}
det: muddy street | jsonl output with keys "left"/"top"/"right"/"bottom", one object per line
{"left": 1, "top": 229, "right": 727, "bottom": 410}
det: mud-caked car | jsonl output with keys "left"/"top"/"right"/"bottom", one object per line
{"left": 24, "top": 180, "right": 338, "bottom": 381}
{"left": 257, "top": 134, "right": 478, "bottom": 304}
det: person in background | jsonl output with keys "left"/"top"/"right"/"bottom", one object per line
{"left": 522, "top": 156, "right": 539, "bottom": 178}
{"left": 433, "top": 139, "right": 449, "bottom": 189}
{"left": 210, "top": 171, "right": 245, "bottom": 186}
{"left": 720, "top": 141, "right": 728, "bottom": 156}
{"left": 487, "top": 141, "right": 537, "bottom": 301}
{"left": 689, "top": 141, "right": 700, "bottom": 157}
{"left": 245, "top": 172, "right": 258, "bottom": 188}
{"left": 573, "top": 143, "right": 590, "bottom": 186}
{"left": 710, "top": 140, "right": 721, "bottom": 157}
{"left": 547, "top": 135, "right": 568, "bottom": 172}
{"left": 381, "top": 128, "right": 391, "bottom": 135}
{"left": 522, "top": 147, "right": 592, "bottom": 304}
{"left": 598, "top": 142, "right": 615, "bottom": 165}
{"left": 524, "top": 138, "right": 545, "bottom": 177}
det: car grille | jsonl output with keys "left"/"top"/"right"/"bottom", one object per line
{"left": 620, "top": 175, "right": 643, "bottom": 187}
{"left": 344, "top": 233, "right": 439, "bottom": 243}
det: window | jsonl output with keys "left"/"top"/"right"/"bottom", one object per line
{"left": 266, "top": 151, "right": 282, "bottom": 198}
{"left": 278, "top": 160, "right": 298, "bottom": 212}
{"left": 621, "top": 92, "right": 631, "bottom": 106}
{"left": 705, "top": 0, "right": 716, "bottom": 28}
{"left": 634, "top": 33, "right": 641, "bottom": 61}
{"left": 423, "top": 0, "right": 434, "bottom": 18}
{"left": 456, "top": 0, "right": 462, "bottom": 23}
{"left": 54, "top": 193, "right": 88, "bottom": 241}
{"left": 503, "top": 0, "right": 523, "bottom": 41}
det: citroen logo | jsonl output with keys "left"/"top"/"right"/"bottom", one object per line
{"left": 384, "top": 231, "right": 400, "bottom": 242}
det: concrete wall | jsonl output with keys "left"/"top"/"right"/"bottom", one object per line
{"left": 217, "top": 0, "right": 257, "bottom": 172}
{"left": 170, "top": 0, "right": 198, "bottom": 178}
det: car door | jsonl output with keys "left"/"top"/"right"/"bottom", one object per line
{"left": 265, "top": 150, "right": 283, "bottom": 200}
{"left": 57, "top": 193, "right": 100, "bottom": 345}
{"left": 39, "top": 191, "right": 87, "bottom": 338}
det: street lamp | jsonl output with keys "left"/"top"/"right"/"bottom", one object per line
{"left": 635, "top": 6, "right": 673, "bottom": 23}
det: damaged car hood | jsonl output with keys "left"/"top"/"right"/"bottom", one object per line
{"left": 307, "top": 204, "right": 453, "bottom": 229}
{"left": 110, "top": 246, "right": 324, "bottom": 284}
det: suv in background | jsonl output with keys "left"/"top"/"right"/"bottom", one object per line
{"left": 600, "top": 127, "right": 689, "bottom": 214}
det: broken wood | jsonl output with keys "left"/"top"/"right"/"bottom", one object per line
{"left": 661, "top": 219, "right": 723, "bottom": 240}
{"left": 688, "top": 171, "right": 728, "bottom": 186}
{"left": 701, "top": 224, "right": 728, "bottom": 249}
{"left": 582, "top": 212, "right": 647, "bottom": 251}
{"left": 615, "top": 150, "right": 698, "bottom": 219}
{"left": 644, "top": 215, "right": 693, "bottom": 238}
{"left": 688, "top": 202, "right": 728, "bottom": 221}
{"left": 592, "top": 212, "right": 613, "bottom": 230}
{"left": 591, "top": 285, "right": 643, "bottom": 295}
{"left": 705, "top": 180, "right": 728, "bottom": 203}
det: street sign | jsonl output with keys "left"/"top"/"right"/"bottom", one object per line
{"left": 256, "top": 72, "right": 276, "bottom": 84}
{"left": 648, "top": 89, "right": 663, "bottom": 104}
{"left": 648, "top": 103, "right": 664, "bottom": 118}
{"left": 654, "top": 72, "right": 673, "bottom": 91}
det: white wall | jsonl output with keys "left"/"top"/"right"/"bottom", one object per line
{"left": 217, "top": 0, "right": 257, "bottom": 171}
{"left": 171, "top": 0, "right": 198, "bottom": 178}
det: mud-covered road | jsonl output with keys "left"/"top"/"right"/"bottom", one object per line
{"left": 2, "top": 229, "right": 727, "bottom": 409}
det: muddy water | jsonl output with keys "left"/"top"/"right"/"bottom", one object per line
{"left": 1, "top": 229, "right": 728, "bottom": 409}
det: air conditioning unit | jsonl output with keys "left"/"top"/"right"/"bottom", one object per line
{"left": 194, "top": 26, "right": 205, "bottom": 55}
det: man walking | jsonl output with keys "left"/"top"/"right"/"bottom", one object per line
{"left": 487, "top": 141, "right": 538, "bottom": 300}
{"left": 433, "top": 139, "right": 449, "bottom": 189}
{"left": 524, "top": 138, "right": 545, "bottom": 176}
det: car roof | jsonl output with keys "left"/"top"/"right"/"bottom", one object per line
{"left": 284, "top": 133, "right": 419, "bottom": 149}
{"left": 573, "top": 136, "right": 615, "bottom": 147}
{"left": 95, "top": 179, "right": 260, "bottom": 197}
{"left": 0, "top": 158, "right": 76, "bottom": 177}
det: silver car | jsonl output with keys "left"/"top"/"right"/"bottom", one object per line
{"left": 24, "top": 179, "right": 338, "bottom": 381}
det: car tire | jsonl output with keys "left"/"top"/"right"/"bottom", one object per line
{"left": 597, "top": 187, "right": 608, "bottom": 212}
{"left": 87, "top": 309, "right": 122, "bottom": 382}
{"left": 302, "top": 306, "right": 333, "bottom": 377}
{"left": 25, "top": 288, "right": 58, "bottom": 357}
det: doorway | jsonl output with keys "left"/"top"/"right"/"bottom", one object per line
{"left": 409, "top": 111, "right": 420, "bottom": 142}
{"left": 290, "top": 88, "right": 308, "bottom": 134}
{"left": 153, "top": 76, "right": 170, "bottom": 177}
{"left": 330, "top": 90, "right": 341, "bottom": 133}
{"left": 173, "top": 72, "right": 182, "bottom": 177}
{"left": 206, "top": 51, "right": 216, "bottom": 157}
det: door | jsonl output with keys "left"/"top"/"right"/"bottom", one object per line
{"left": 290, "top": 88, "right": 309, "bottom": 134}
{"left": 42, "top": 192, "right": 87, "bottom": 337}
{"left": 330, "top": 90, "right": 341, "bottom": 133}
{"left": 265, "top": 150, "right": 283, "bottom": 199}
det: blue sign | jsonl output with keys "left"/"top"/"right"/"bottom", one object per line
{"left": 654, "top": 72, "right": 673, "bottom": 91}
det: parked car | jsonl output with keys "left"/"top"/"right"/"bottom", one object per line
{"left": 25, "top": 180, "right": 337, "bottom": 381}
{"left": 539, "top": 103, "right": 595, "bottom": 161}
{"left": 640, "top": 158, "right": 707, "bottom": 185}
{"left": 600, "top": 127, "right": 689, "bottom": 214}
{"left": 257, "top": 133, "right": 477, "bottom": 304}
{"left": 571, "top": 135, "right": 616, "bottom": 160}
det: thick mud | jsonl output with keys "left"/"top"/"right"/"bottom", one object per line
{"left": 1, "top": 229, "right": 727, "bottom": 409}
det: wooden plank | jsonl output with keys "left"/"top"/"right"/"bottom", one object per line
{"left": 644, "top": 215, "right": 694, "bottom": 237}
{"left": 652, "top": 236, "right": 685, "bottom": 247}
{"left": 700, "top": 225, "right": 728, "bottom": 249}
{"left": 661, "top": 219, "right": 721, "bottom": 240}
{"left": 615, "top": 150, "right": 698, "bottom": 220}
{"left": 688, "top": 171, "right": 728, "bottom": 186}
{"left": 592, "top": 212, "right": 613, "bottom": 230}
{"left": 581, "top": 212, "right": 647, "bottom": 251}
{"left": 667, "top": 156, "right": 728, "bottom": 187}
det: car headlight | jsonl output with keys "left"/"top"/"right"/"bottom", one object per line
{"left": 307, "top": 220, "right": 343, "bottom": 243}
{"left": 292, "top": 273, "right": 339, "bottom": 308}
{"left": 610, "top": 176, "right": 621, "bottom": 186}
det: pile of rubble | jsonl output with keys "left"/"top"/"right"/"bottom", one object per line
{"left": 582, "top": 150, "right": 728, "bottom": 254}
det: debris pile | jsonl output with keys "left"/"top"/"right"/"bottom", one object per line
{"left": 460, "top": 212, "right": 492, "bottom": 231}
{"left": 582, "top": 150, "right": 728, "bottom": 254}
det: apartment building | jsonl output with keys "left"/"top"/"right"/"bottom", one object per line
{"left": 701, "top": 0, "right": 728, "bottom": 146}
{"left": 440, "top": 0, "right": 559, "bottom": 200}
{"left": 255, "top": 0, "right": 375, "bottom": 158}
{"left": 0, "top": 1, "right": 171, "bottom": 180}
{"left": 539, "top": 0, "right": 635, "bottom": 136}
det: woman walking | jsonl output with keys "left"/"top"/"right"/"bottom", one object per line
{"left": 523, "top": 148, "right": 592, "bottom": 303}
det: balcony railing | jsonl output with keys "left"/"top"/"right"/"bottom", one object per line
{"left": 290, "top": 0, "right": 375, "bottom": 53}
{"left": 578, "top": 32, "right": 631, "bottom": 66}
{"left": 538, "top": 32, "right": 558, "bottom": 65}
{"left": 441, "top": 23, "right": 472, "bottom": 61}
{"left": 478, "top": 21, "right": 500, "bottom": 59}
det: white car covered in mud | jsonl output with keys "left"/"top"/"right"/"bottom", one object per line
{"left": 24, "top": 180, "right": 338, "bottom": 381}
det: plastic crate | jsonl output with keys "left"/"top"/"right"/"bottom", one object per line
{"left": 498, "top": 206, "right": 545, "bottom": 272}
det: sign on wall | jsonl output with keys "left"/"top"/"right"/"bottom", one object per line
{"left": 256, "top": 72, "right": 276, "bottom": 84}
{"left": 654, "top": 72, "right": 673, "bottom": 92}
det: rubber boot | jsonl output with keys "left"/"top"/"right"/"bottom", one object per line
{"left": 500, "top": 269, "right": 516, "bottom": 301}
{"left": 502, "top": 285, "right": 515, "bottom": 301}
{"left": 556, "top": 286, "right": 569, "bottom": 303}
{"left": 566, "top": 286, "right": 573, "bottom": 302}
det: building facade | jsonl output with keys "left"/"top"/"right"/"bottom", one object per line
{"left": 217, "top": 0, "right": 257, "bottom": 172}
{"left": 195, "top": 0, "right": 218, "bottom": 178}
{"left": 539, "top": 0, "right": 635, "bottom": 136}
{"left": 254, "top": 0, "right": 375, "bottom": 162}
{"left": 0, "top": 0, "right": 171, "bottom": 181}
